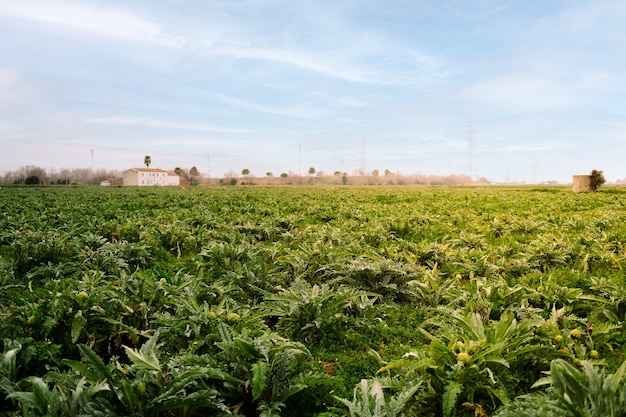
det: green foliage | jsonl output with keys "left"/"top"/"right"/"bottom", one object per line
{"left": 334, "top": 377, "right": 424, "bottom": 417}
{"left": 375, "top": 296, "right": 569, "bottom": 415}
{"left": 590, "top": 169, "right": 606, "bottom": 190}
{"left": 25, "top": 175, "right": 40, "bottom": 185}
{"left": 257, "top": 277, "right": 380, "bottom": 343}
{"left": 496, "top": 358, "right": 626, "bottom": 417}
{"left": 2, "top": 186, "right": 626, "bottom": 416}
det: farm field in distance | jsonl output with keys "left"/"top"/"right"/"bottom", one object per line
{"left": 1, "top": 185, "right": 626, "bottom": 417}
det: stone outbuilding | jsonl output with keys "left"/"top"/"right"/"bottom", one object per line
{"left": 572, "top": 175, "right": 594, "bottom": 192}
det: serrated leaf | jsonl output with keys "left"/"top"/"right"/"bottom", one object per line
{"left": 69, "top": 377, "right": 87, "bottom": 416}
{"left": 78, "top": 344, "right": 115, "bottom": 385}
{"left": 147, "top": 389, "right": 228, "bottom": 414}
{"left": 123, "top": 345, "right": 161, "bottom": 373}
{"left": 388, "top": 378, "right": 424, "bottom": 415}
{"left": 71, "top": 310, "right": 87, "bottom": 344}
{"left": 443, "top": 381, "right": 462, "bottom": 417}
{"left": 234, "top": 337, "right": 260, "bottom": 359}
{"left": 252, "top": 360, "right": 270, "bottom": 401}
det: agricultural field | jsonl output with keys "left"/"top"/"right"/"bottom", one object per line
{"left": 1, "top": 185, "right": 626, "bottom": 417}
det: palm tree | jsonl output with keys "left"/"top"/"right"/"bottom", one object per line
{"left": 144, "top": 155, "right": 152, "bottom": 168}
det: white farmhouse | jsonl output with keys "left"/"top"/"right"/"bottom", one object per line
{"left": 165, "top": 171, "right": 181, "bottom": 186}
{"left": 123, "top": 168, "right": 180, "bottom": 186}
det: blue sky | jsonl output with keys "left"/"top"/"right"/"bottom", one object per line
{"left": 1, "top": 0, "right": 625, "bottom": 182}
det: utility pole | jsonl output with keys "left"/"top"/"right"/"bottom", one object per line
{"left": 465, "top": 124, "right": 475, "bottom": 181}
{"left": 360, "top": 140, "right": 366, "bottom": 185}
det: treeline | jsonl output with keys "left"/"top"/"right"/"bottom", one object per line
{"left": 2, "top": 165, "right": 122, "bottom": 185}
{"left": 222, "top": 170, "right": 490, "bottom": 186}
{"left": 2, "top": 164, "right": 492, "bottom": 186}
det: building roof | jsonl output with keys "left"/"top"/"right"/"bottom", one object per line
{"left": 125, "top": 168, "right": 168, "bottom": 173}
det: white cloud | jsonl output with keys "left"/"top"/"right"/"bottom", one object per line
{"left": 0, "top": 0, "right": 182, "bottom": 46}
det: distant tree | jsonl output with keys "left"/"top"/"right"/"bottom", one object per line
{"left": 13, "top": 165, "right": 47, "bottom": 184}
{"left": 224, "top": 170, "right": 237, "bottom": 179}
{"left": 144, "top": 155, "right": 152, "bottom": 168}
{"left": 590, "top": 169, "right": 606, "bottom": 190}
{"left": 372, "top": 169, "right": 379, "bottom": 177}
{"left": 266, "top": 172, "right": 273, "bottom": 177}
{"left": 230, "top": 178, "right": 237, "bottom": 186}
{"left": 189, "top": 166, "right": 199, "bottom": 185}
{"left": 242, "top": 168, "right": 250, "bottom": 177}
{"left": 175, "top": 167, "right": 189, "bottom": 183}
{"left": 308, "top": 167, "right": 316, "bottom": 176}
{"left": 25, "top": 175, "right": 40, "bottom": 185}
{"left": 384, "top": 169, "right": 393, "bottom": 176}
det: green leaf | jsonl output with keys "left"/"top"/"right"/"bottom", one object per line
{"left": 234, "top": 337, "right": 261, "bottom": 360}
{"left": 259, "top": 401, "right": 285, "bottom": 417}
{"left": 147, "top": 388, "right": 229, "bottom": 414}
{"left": 123, "top": 345, "right": 161, "bottom": 373}
{"left": 6, "top": 391, "right": 37, "bottom": 409}
{"left": 117, "top": 378, "right": 139, "bottom": 413}
{"left": 71, "top": 310, "right": 87, "bottom": 344}
{"left": 69, "top": 377, "right": 87, "bottom": 417}
{"left": 443, "top": 381, "right": 462, "bottom": 417}
{"left": 63, "top": 359, "right": 100, "bottom": 383}
{"left": 611, "top": 356, "right": 626, "bottom": 387}
{"left": 252, "top": 360, "right": 270, "bottom": 401}
{"left": 277, "top": 383, "right": 307, "bottom": 403}
{"left": 78, "top": 344, "right": 115, "bottom": 385}
{"left": 387, "top": 378, "right": 424, "bottom": 416}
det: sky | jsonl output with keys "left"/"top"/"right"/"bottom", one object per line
{"left": 1, "top": 0, "right": 625, "bottom": 183}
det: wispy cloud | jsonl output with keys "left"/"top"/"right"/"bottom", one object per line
{"left": 0, "top": 0, "right": 181, "bottom": 46}
{"left": 1, "top": 1, "right": 440, "bottom": 85}
{"left": 85, "top": 117, "right": 254, "bottom": 134}
{"left": 445, "top": 0, "right": 512, "bottom": 19}
{"left": 207, "top": 92, "right": 328, "bottom": 119}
